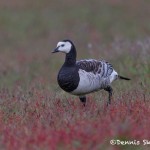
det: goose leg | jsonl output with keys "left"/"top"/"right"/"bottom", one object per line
{"left": 79, "top": 96, "right": 86, "bottom": 106}
{"left": 104, "top": 86, "right": 113, "bottom": 106}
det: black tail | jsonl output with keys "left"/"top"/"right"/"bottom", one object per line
{"left": 118, "top": 75, "right": 130, "bottom": 80}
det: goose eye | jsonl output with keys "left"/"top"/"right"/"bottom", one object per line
{"left": 61, "top": 44, "right": 65, "bottom": 47}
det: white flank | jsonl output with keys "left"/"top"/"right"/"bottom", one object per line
{"left": 71, "top": 69, "right": 109, "bottom": 95}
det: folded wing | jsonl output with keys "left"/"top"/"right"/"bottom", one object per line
{"left": 76, "top": 59, "right": 114, "bottom": 78}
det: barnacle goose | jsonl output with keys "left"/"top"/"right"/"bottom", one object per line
{"left": 52, "top": 40, "right": 130, "bottom": 106}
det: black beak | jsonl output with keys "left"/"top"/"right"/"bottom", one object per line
{"left": 52, "top": 47, "right": 59, "bottom": 53}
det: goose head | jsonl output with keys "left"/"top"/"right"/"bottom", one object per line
{"left": 52, "top": 40, "right": 74, "bottom": 54}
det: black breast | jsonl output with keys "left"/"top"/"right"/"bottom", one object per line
{"left": 57, "top": 66, "right": 80, "bottom": 92}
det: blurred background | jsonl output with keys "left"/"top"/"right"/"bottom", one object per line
{"left": 0, "top": 0, "right": 149, "bottom": 96}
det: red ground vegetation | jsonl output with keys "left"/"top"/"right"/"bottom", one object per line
{"left": 0, "top": 88, "right": 149, "bottom": 150}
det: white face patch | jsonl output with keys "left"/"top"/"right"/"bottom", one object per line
{"left": 56, "top": 41, "right": 72, "bottom": 53}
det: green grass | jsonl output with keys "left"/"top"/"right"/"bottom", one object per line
{"left": 0, "top": 0, "right": 150, "bottom": 93}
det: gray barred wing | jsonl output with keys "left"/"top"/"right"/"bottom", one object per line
{"left": 100, "top": 60, "right": 113, "bottom": 78}
{"left": 76, "top": 59, "right": 114, "bottom": 78}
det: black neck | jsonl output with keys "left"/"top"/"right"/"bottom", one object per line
{"left": 64, "top": 45, "right": 77, "bottom": 66}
